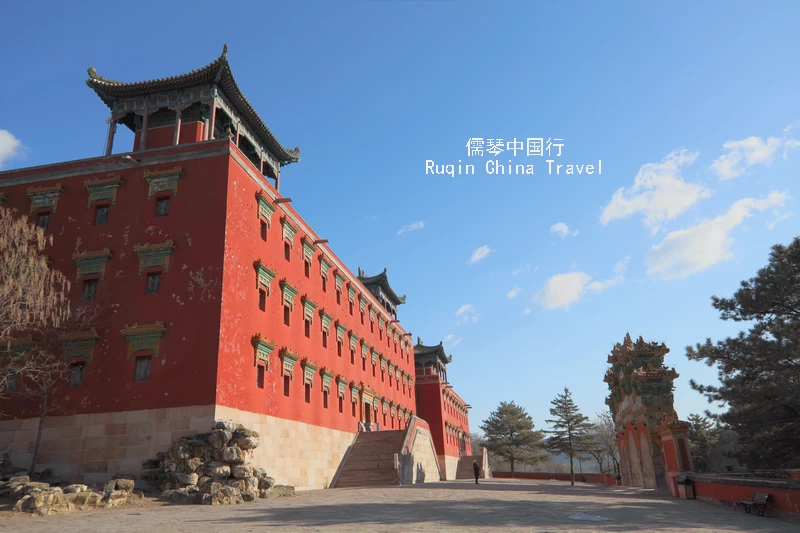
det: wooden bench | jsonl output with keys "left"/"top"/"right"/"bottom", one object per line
{"left": 740, "top": 492, "right": 770, "bottom": 516}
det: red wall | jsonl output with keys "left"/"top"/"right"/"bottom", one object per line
{"left": 493, "top": 471, "right": 618, "bottom": 485}
{"left": 0, "top": 142, "right": 231, "bottom": 418}
{"left": 415, "top": 377, "right": 471, "bottom": 458}
{"left": 133, "top": 122, "right": 205, "bottom": 152}
{"left": 213, "top": 144, "right": 416, "bottom": 433}
{"left": 693, "top": 478, "right": 800, "bottom": 514}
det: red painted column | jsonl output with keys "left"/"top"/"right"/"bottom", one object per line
{"left": 140, "top": 110, "right": 149, "bottom": 150}
{"left": 173, "top": 106, "right": 183, "bottom": 145}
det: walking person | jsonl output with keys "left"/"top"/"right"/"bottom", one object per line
{"left": 473, "top": 460, "right": 481, "bottom": 484}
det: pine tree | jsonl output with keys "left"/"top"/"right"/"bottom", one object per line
{"left": 687, "top": 414, "right": 722, "bottom": 472}
{"left": 546, "top": 387, "right": 593, "bottom": 486}
{"left": 480, "top": 401, "right": 547, "bottom": 477}
{"left": 687, "top": 237, "right": 800, "bottom": 469}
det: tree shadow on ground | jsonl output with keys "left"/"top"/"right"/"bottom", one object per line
{"left": 190, "top": 481, "right": 797, "bottom": 532}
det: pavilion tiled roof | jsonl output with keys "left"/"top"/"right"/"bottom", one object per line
{"left": 413, "top": 340, "right": 451, "bottom": 366}
{"left": 357, "top": 268, "right": 406, "bottom": 306}
{"left": 86, "top": 45, "right": 300, "bottom": 166}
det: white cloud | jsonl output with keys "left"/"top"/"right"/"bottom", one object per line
{"left": 711, "top": 136, "right": 782, "bottom": 180}
{"left": 550, "top": 222, "right": 579, "bottom": 239}
{"left": 767, "top": 210, "right": 793, "bottom": 230}
{"left": 0, "top": 130, "right": 22, "bottom": 169}
{"left": 444, "top": 334, "right": 454, "bottom": 341}
{"left": 534, "top": 258, "right": 627, "bottom": 310}
{"left": 469, "top": 245, "right": 492, "bottom": 264}
{"left": 451, "top": 338, "right": 463, "bottom": 347}
{"left": 647, "top": 192, "right": 788, "bottom": 279}
{"left": 455, "top": 304, "right": 480, "bottom": 325}
{"left": 600, "top": 149, "right": 710, "bottom": 234}
{"left": 522, "top": 307, "right": 532, "bottom": 315}
{"left": 507, "top": 287, "right": 521, "bottom": 299}
{"left": 397, "top": 221, "right": 424, "bottom": 235}
{"left": 512, "top": 264, "right": 532, "bottom": 276}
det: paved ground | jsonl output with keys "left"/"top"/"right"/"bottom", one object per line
{"left": 1, "top": 478, "right": 797, "bottom": 532}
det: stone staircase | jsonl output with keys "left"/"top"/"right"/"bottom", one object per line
{"left": 456, "top": 455, "right": 487, "bottom": 480}
{"left": 331, "top": 430, "right": 406, "bottom": 488}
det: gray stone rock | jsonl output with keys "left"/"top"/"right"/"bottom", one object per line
{"left": 200, "top": 481, "right": 221, "bottom": 494}
{"left": 214, "top": 419, "right": 236, "bottom": 432}
{"left": 33, "top": 502, "right": 75, "bottom": 516}
{"left": 103, "top": 479, "right": 117, "bottom": 495}
{"left": 232, "top": 465, "right": 253, "bottom": 479}
{"left": 206, "top": 462, "right": 230, "bottom": 481}
{"left": 8, "top": 475, "right": 30, "bottom": 485}
{"left": 115, "top": 479, "right": 135, "bottom": 493}
{"left": 232, "top": 428, "right": 260, "bottom": 450}
{"left": 244, "top": 477, "right": 258, "bottom": 493}
{"left": 63, "top": 484, "right": 88, "bottom": 494}
{"left": 221, "top": 446, "right": 245, "bottom": 464}
{"left": 161, "top": 488, "right": 202, "bottom": 505}
{"left": 63, "top": 491, "right": 103, "bottom": 507}
{"left": 267, "top": 485, "right": 295, "bottom": 499}
{"left": 208, "top": 429, "right": 232, "bottom": 450}
{"left": 197, "top": 475, "right": 211, "bottom": 488}
{"left": 241, "top": 490, "right": 256, "bottom": 502}
{"left": 258, "top": 476, "right": 275, "bottom": 490}
{"left": 253, "top": 467, "right": 267, "bottom": 478}
{"left": 184, "top": 457, "right": 203, "bottom": 473}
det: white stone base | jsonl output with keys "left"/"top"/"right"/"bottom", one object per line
{"left": 0, "top": 405, "right": 356, "bottom": 490}
{"left": 399, "top": 425, "right": 440, "bottom": 484}
{"left": 437, "top": 454, "right": 461, "bottom": 480}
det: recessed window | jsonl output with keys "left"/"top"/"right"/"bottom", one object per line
{"left": 349, "top": 302, "right": 353, "bottom": 315}
{"left": 339, "top": 396, "right": 344, "bottom": 413}
{"left": 257, "top": 365, "right": 265, "bottom": 389}
{"left": 5, "top": 372, "right": 19, "bottom": 392}
{"left": 337, "top": 340, "right": 342, "bottom": 357}
{"left": 360, "top": 311, "right": 364, "bottom": 325}
{"left": 146, "top": 272, "right": 161, "bottom": 295}
{"left": 322, "top": 331, "right": 328, "bottom": 348}
{"left": 350, "top": 349, "right": 355, "bottom": 365}
{"left": 336, "top": 290, "right": 341, "bottom": 305}
{"left": 381, "top": 370, "right": 385, "bottom": 382}
{"left": 304, "top": 383, "right": 311, "bottom": 403}
{"left": 370, "top": 321, "right": 374, "bottom": 333}
{"left": 284, "top": 306, "right": 290, "bottom": 326}
{"left": 372, "top": 365, "right": 376, "bottom": 377}
{"left": 82, "top": 279, "right": 98, "bottom": 301}
{"left": 284, "top": 243, "right": 291, "bottom": 261}
{"left": 351, "top": 402, "right": 356, "bottom": 417}
{"left": 323, "top": 390, "right": 329, "bottom": 409}
{"left": 259, "top": 289, "right": 266, "bottom": 311}
{"left": 321, "top": 276, "right": 327, "bottom": 292}
{"left": 134, "top": 356, "right": 152, "bottom": 382}
{"left": 283, "top": 375, "right": 290, "bottom": 397}
{"left": 379, "top": 329, "right": 383, "bottom": 341}
{"left": 69, "top": 363, "right": 85, "bottom": 387}
{"left": 260, "top": 220, "right": 267, "bottom": 241}
{"left": 304, "top": 261, "right": 310, "bottom": 278}
{"left": 95, "top": 205, "right": 109, "bottom": 225}
{"left": 155, "top": 197, "right": 170, "bottom": 217}
{"left": 304, "top": 319, "right": 311, "bottom": 338}
{"left": 362, "top": 358, "right": 366, "bottom": 371}
{"left": 36, "top": 212, "right": 50, "bottom": 230}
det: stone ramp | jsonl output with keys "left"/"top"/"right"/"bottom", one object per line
{"left": 331, "top": 430, "right": 406, "bottom": 488}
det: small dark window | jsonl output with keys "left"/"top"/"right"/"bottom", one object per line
{"left": 6, "top": 372, "right": 19, "bottom": 392}
{"left": 372, "top": 365, "right": 376, "bottom": 377}
{"left": 260, "top": 220, "right": 267, "bottom": 241}
{"left": 337, "top": 340, "right": 342, "bottom": 357}
{"left": 323, "top": 390, "right": 329, "bottom": 409}
{"left": 283, "top": 375, "right": 290, "bottom": 396}
{"left": 134, "top": 356, "right": 152, "bottom": 382}
{"left": 360, "top": 311, "right": 364, "bottom": 325}
{"left": 284, "top": 306, "right": 290, "bottom": 326}
{"left": 304, "top": 319, "right": 310, "bottom": 338}
{"left": 351, "top": 402, "right": 356, "bottom": 417}
{"left": 321, "top": 277, "right": 327, "bottom": 292}
{"left": 146, "top": 272, "right": 161, "bottom": 295}
{"left": 259, "top": 289, "right": 266, "bottom": 311}
{"left": 381, "top": 370, "right": 385, "bottom": 382}
{"left": 284, "top": 243, "right": 291, "bottom": 261}
{"left": 336, "top": 290, "right": 341, "bottom": 305}
{"left": 257, "top": 365, "right": 265, "bottom": 389}
{"left": 349, "top": 302, "right": 353, "bottom": 315}
{"left": 304, "top": 261, "right": 310, "bottom": 278}
{"left": 370, "top": 321, "right": 374, "bottom": 333}
{"left": 362, "top": 358, "right": 366, "bottom": 371}
{"left": 95, "top": 205, "right": 109, "bottom": 225}
{"left": 69, "top": 363, "right": 84, "bottom": 387}
{"left": 322, "top": 331, "right": 328, "bottom": 348}
{"left": 304, "top": 383, "right": 311, "bottom": 403}
{"left": 155, "top": 197, "right": 170, "bottom": 217}
{"left": 350, "top": 349, "right": 355, "bottom": 365}
{"left": 82, "top": 279, "right": 98, "bottom": 301}
{"left": 379, "top": 329, "right": 383, "bottom": 341}
{"left": 36, "top": 212, "right": 50, "bottom": 230}
{"left": 339, "top": 396, "right": 343, "bottom": 413}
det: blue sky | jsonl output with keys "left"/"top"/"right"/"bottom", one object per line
{"left": 1, "top": 1, "right": 799, "bottom": 435}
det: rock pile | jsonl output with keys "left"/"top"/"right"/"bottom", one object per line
{"left": 1, "top": 475, "right": 142, "bottom": 516}
{"left": 142, "top": 419, "right": 295, "bottom": 505}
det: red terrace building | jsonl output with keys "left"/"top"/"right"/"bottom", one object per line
{"left": 0, "top": 47, "right": 439, "bottom": 490}
{"left": 413, "top": 340, "right": 473, "bottom": 479}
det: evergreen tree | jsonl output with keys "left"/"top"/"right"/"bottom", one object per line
{"left": 687, "top": 237, "right": 800, "bottom": 469}
{"left": 480, "top": 401, "right": 547, "bottom": 476}
{"left": 687, "top": 414, "right": 722, "bottom": 472}
{"left": 545, "top": 387, "right": 593, "bottom": 486}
